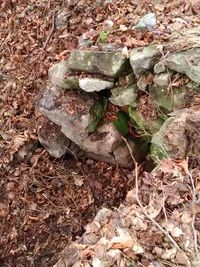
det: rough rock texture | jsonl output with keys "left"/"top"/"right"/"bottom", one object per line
{"left": 151, "top": 108, "right": 200, "bottom": 164}
{"left": 38, "top": 117, "right": 85, "bottom": 158}
{"left": 149, "top": 85, "right": 188, "bottom": 112}
{"left": 134, "top": 12, "right": 157, "bottom": 31}
{"left": 38, "top": 117, "right": 70, "bottom": 158}
{"left": 79, "top": 77, "right": 114, "bottom": 92}
{"left": 49, "top": 61, "right": 79, "bottom": 90}
{"left": 83, "top": 123, "right": 121, "bottom": 155}
{"left": 130, "top": 45, "right": 161, "bottom": 76}
{"left": 109, "top": 84, "right": 138, "bottom": 107}
{"left": 166, "top": 48, "right": 200, "bottom": 84}
{"left": 68, "top": 50, "right": 132, "bottom": 77}
{"left": 153, "top": 73, "right": 169, "bottom": 87}
{"left": 83, "top": 123, "right": 136, "bottom": 168}
{"left": 155, "top": 48, "right": 200, "bottom": 84}
{"left": 37, "top": 84, "right": 98, "bottom": 146}
{"left": 37, "top": 85, "right": 138, "bottom": 167}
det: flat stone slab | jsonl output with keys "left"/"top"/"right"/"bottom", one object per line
{"left": 68, "top": 49, "right": 132, "bottom": 77}
{"left": 79, "top": 77, "right": 114, "bottom": 92}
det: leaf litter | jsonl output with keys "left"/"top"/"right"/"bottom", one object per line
{"left": 1, "top": 0, "right": 200, "bottom": 266}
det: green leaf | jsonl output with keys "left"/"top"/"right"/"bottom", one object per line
{"left": 98, "top": 31, "right": 109, "bottom": 43}
{"left": 113, "top": 110, "right": 129, "bottom": 136}
{"left": 86, "top": 97, "right": 108, "bottom": 133}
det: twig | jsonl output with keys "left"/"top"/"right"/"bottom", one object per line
{"left": 122, "top": 136, "right": 182, "bottom": 252}
{"left": 185, "top": 158, "right": 199, "bottom": 257}
{"left": 43, "top": 9, "right": 56, "bottom": 50}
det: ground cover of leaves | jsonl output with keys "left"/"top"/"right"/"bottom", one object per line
{"left": 1, "top": 0, "right": 200, "bottom": 266}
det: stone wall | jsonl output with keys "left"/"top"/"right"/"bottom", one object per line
{"left": 37, "top": 27, "right": 200, "bottom": 168}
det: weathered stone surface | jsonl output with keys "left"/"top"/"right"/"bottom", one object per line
{"left": 155, "top": 48, "right": 200, "bottom": 84}
{"left": 49, "top": 61, "right": 79, "bottom": 90}
{"left": 166, "top": 48, "right": 200, "bottom": 84}
{"left": 153, "top": 73, "right": 169, "bottom": 87}
{"left": 83, "top": 123, "right": 142, "bottom": 168}
{"left": 37, "top": 84, "right": 101, "bottom": 147}
{"left": 149, "top": 85, "right": 188, "bottom": 112}
{"left": 130, "top": 45, "right": 161, "bottom": 76}
{"left": 134, "top": 13, "right": 157, "bottom": 31}
{"left": 38, "top": 117, "right": 70, "bottom": 158}
{"left": 83, "top": 123, "right": 122, "bottom": 164}
{"left": 113, "top": 141, "right": 145, "bottom": 169}
{"left": 68, "top": 50, "right": 132, "bottom": 77}
{"left": 129, "top": 107, "right": 165, "bottom": 137}
{"left": 38, "top": 117, "right": 85, "bottom": 159}
{"left": 109, "top": 84, "right": 138, "bottom": 107}
{"left": 151, "top": 108, "right": 200, "bottom": 164}
{"left": 79, "top": 77, "right": 114, "bottom": 92}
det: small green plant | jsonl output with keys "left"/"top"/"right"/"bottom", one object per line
{"left": 97, "top": 31, "right": 109, "bottom": 43}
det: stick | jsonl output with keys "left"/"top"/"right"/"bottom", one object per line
{"left": 122, "top": 136, "right": 182, "bottom": 251}
{"left": 185, "top": 158, "right": 199, "bottom": 256}
{"left": 43, "top": 9, "right": 56, "bottom": 50}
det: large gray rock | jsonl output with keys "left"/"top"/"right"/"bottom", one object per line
{"left": 68, "top": 50, "right": 132, "bottom": 77}
{"left": 151, "top": 108, "right": 200, "bottom": 165}
{"left": 165, "top": 48, "right": 200, "bottom": 84}
{"left": 37, "top": 84, "right": 104, "bottom": 147}
{"left": 79, "top": 77, "right": 114, "bottom": 92}
{"left": 109, "top": 84, "right": 138, "bottom": 107}
{"left": 49, "top": 61, "right": 79, "bottom": 90}
{"left": 130, "top": 45, "right": 161, "bottom": 76}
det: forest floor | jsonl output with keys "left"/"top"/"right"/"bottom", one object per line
{"left": 1, "top": 0, "right": 200, "bottom": 266}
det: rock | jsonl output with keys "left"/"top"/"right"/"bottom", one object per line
{"left": 49, "top": 61, "right": 79, "bottom": 90}
{"left": 38, "top": 117, "right": 70, "bottom": 158}
{"left": 150, "top": 74, "right": 199, "bottom": 112}
{"left": 129, "top": 107, "right": 166, "bottom": 137}
{"left": 68, "top": 50, "right": 132, "bottom": 77}
{"left": 79, "top": 77, "right": 114, "bottom": 92}
{"left": 84, "top": 123, "right": 143, "bottom": 168}
{"left": 109, "top": 84, "right": 138, "bottom": 107}
{"left": 149, "top": 85, "right": 188, "bottom": 113}
{"left": 130, "top": 45, "right": 161, "bottom": 76}
{"left": 100, "top": 43, "right": 123, "bottom": 52}
{"left": 83, "top": 123, "right": 122, "bottom": 164}
{"left": 78, "top": 34, "right": 93, "bottom": 48}
{"left": 151, "top": 110, "right": 187, "bottom": 160}
{"left": 158, "top": 48, "right": 200, "bottom": 84}
{"left": 37, "top": 85, "right": 106, "bottom": 147}
{"left": 38, "top": 117, "right": 85, "bottom": 159}
{"left": 113, "top": 140, "right": 146, "bottom": 168}
{"left": 55, "top": 10, "right": 69, "bottom": 30}
{"left": 151, "top": 108, "right": 200, "bottom": 163}
{"left": 154, "top": 61, "right": 166, "bottom": 74}
{"left": 134, "top": 13, "right": 157, "bottom": 31}
{"left": 137, "top": 73, "right": 153, "bottom": 91}
{"left": 153, "top": 73, "right": 169, "bottom": 87}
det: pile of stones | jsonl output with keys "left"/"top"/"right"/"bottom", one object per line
{"left": 37, "top": 28, "right": 200, "bottom": 168}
